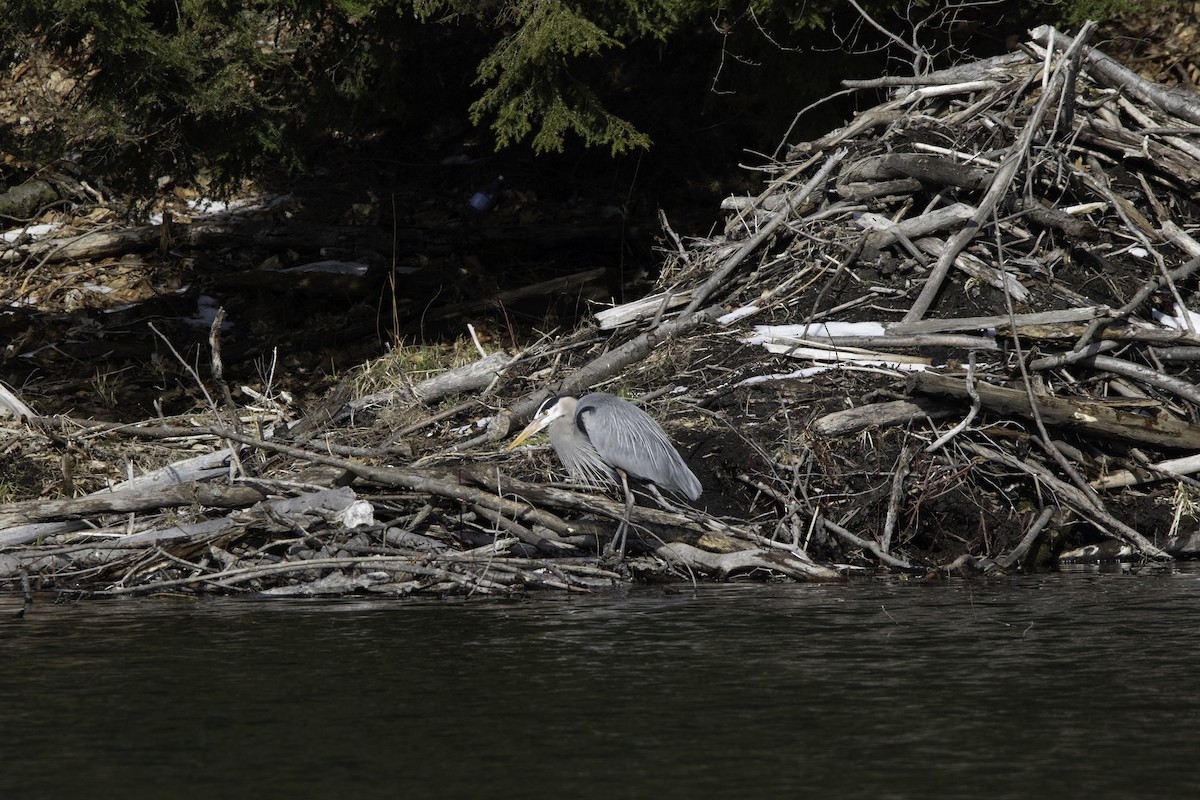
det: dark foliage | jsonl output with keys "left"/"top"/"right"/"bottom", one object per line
{"left": 0, "top": 0, "right": 1143, "bottom": 197}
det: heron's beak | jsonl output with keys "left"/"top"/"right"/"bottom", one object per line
{"left": 507, "top": 414, "right": 553, "bottom": 450}
{"left": 507, "top": 402, "right": 566, "bottom": 449}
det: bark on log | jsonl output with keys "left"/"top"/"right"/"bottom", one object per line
{"left": 811, "top": 398, "right": 956, "bottom": 437}
{"left": 840, "top": 154, "right": 992, "bottom": 190}
{"left": 1031, "top": 24, "right": 1200, "bottom": 126}
{"left": 352, "top": 351, "right": 514, "bottom": 411}
{"left": 656, "top": 541, "right": 841, "bottom": 581}
{"left": 912, "top": 371, "right": 1200, "bottom": 450}
{"left": 0, "top": 482, "right": 269, "bottom": 532}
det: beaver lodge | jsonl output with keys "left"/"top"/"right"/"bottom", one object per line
{"left": 5, "top": 23, "right": 1200, "bottom": 598}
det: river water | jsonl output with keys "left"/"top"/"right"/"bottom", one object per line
{"left": 4, "top": 566, "right": 1200, "bottom": 799}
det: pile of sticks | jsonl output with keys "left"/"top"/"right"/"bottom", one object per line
{"left": 695, "top": 22, "right": 1200, "bottom": 569}
{"left": 5, "top": 23, "right": 1200, "bottom": 598}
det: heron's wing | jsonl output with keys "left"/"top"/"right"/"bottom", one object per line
{"left": 547, "top": 418, "right": 618, "bottom": 489}
{"left": 578, "top": 394, "right": 702, "bottom": 500}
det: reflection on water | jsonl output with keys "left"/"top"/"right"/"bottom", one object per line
{"left": 4, "top": 568, "right": 1200, "bottom": 799}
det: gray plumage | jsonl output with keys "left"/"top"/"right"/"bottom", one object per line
{"left": 547, "top": 393, "right": 701, "bottom": 500}
{"left": 508, "top": 392, "right": 702, "bottom": 557}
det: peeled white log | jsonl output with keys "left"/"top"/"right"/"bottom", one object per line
{"left": 594, "top": 291, "right": 691, "bottom": 330}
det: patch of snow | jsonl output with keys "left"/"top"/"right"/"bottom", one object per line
{"left": 148, "top": 194, "right": 288, "bottom": 224}
{"left": 1153, "top": 302, "right": 1200, "bottom": 332}
{"left": 2, "top": 222, "right": 60, "bottom": 243}
{"left": 7, "top": 294, "right": 38, "bottom": 308}
{"left": 717, "top": 305, "right": 759, "bottom": 325}
{"left": 450, "top": 416, "right": 493, "bottom": 436}
{"left": 186, "top": 294, "right": 234, "bottom": 330}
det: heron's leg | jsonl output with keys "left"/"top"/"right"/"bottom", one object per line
{"left": 618, "top": 471, "right": 635, "bottom": 558}
{"left": 605, "top": 468, "right": 635, "bottom": 558}
{"left": 647, "top": 483, "right": 681, "bottom": 512}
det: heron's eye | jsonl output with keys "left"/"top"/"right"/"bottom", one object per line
{"left": 536, "top": 397, "right": 559, "bottom": 417}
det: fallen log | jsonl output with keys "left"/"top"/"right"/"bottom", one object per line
{"left": 911, "top": 371, "right": 1200, "bottom": 450}
{"left": 811, "top": 398, "right": 956, "bottom": 437}
{"left": 0, "top": 481, "right": 270, "bottom": 533}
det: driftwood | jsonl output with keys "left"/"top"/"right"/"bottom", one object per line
{"left": 716, "top": 23, "right": 1200, "bottom": 567}
{"left": 595, "top": 291, "right": 692, "bottom": 330}
{"left": 811, "top": 398, "right": 955, "bottom": 437}
{"left": 0, "top": 405, "right": 841, "bottom": 591}
{"left": 0, "top": 480, "right": 267, "bottom": 533}
{"left": 0, "top": 448, "right": 237, "bottom": 547}
{"left": 352, "top": 351, "right": 515, "bottom": 411}
{"left": 8, "top": 23, "right": 1200, "bottom": 599}
{"left": 912, "top": 372, "right": 1200, "bottom": 450}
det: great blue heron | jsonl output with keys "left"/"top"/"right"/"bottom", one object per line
{"left": 508, "top": 393, "right": 702, "bottom": 558}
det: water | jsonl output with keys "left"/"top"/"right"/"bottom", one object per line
{"left": 4, "top": 568, "right": 1200, "bottom": 799}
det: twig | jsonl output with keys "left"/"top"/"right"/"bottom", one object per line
{"left": 926, "top": 352, "right": 981, "bottom": 453}
{"left": 149, "top": 322, "right": 219, "bottom": 416}
{"left": 208, "top": 307, "right": 239, "bottom": 423}
{"left": 880, "top": 444, "right": 912, "bottom": 553}
{"left": 688, "top": 149, "right": 845, "bottom": 316}
{"left": 996, "top": 506, "right": 1057, "bottom": 569}
{"left": 961, "top": 441, "right": 1169, "bottom": 559}
{"left": 821, "top": 518, "right": 914, "bottom": 569}
{"left": 150, "top": 321, "right": 245, "bottom": 477}
{"left": 1031, "top": 24, "right": 1200, "bottom": 125}
{"left": 903, "top": 22, "right": 1095, "bottom": 323}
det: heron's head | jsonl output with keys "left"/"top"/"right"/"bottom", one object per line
{"left": 507, "top": 395, "right": 573, "bottom": 449}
